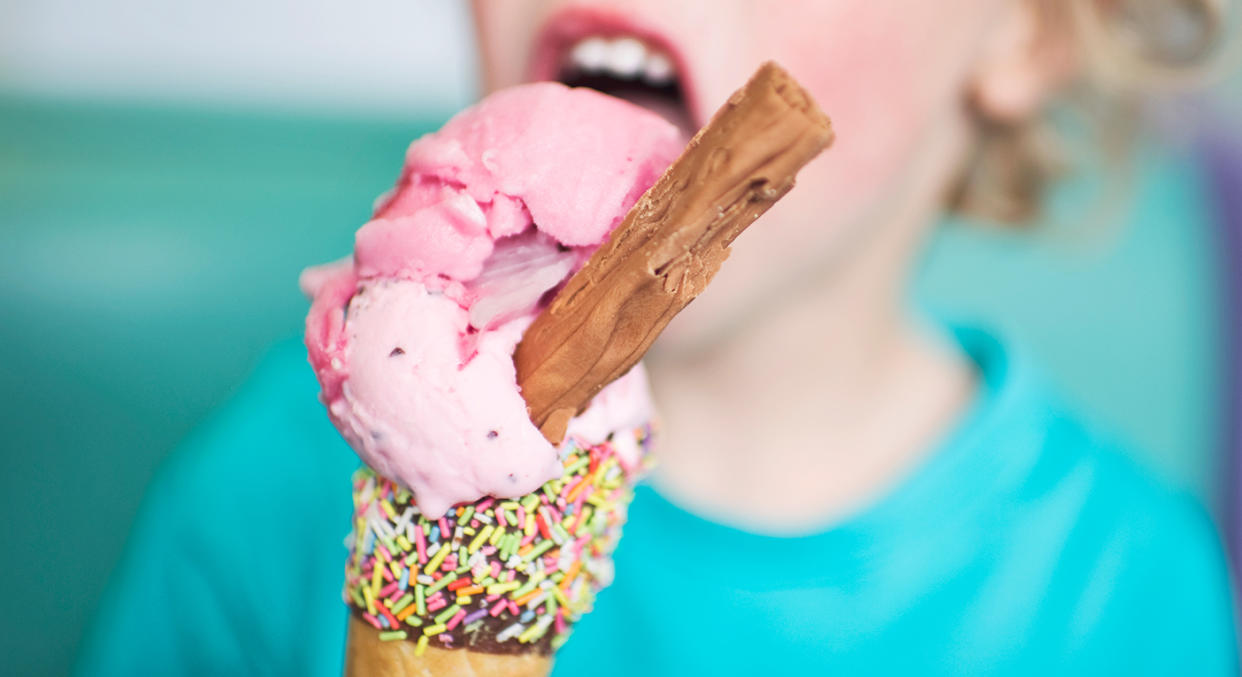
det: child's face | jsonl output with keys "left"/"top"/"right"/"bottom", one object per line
{"left": 472, "top": 0, "right": 1009, "bottom": 344}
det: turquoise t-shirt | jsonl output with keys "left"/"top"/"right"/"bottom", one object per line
{"left": 74, "top": 327, "right": 1237, "bottom": 675}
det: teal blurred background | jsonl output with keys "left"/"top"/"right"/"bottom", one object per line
{"left": 1, "top": 2, "right": 1238, "bottom": 675}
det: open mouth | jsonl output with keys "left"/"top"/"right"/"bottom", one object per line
{"left": 556, "top": 37, "right": 690, "bottom": 135}
{"left": 533, "top": 10, "right": 696, "bottom": 140}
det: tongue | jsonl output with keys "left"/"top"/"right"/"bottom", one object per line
{"left": 616, "top": 90, "right": 694, "bottom": 141}
{"left": 466, "top": 228, "right": 578, "bottom": 331}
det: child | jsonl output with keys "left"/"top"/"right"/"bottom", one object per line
{"left": 77, "top": 1, "right": 1237, "bottom": 674}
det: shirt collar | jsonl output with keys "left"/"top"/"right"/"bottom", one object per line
{"left": 630, "top": 324, "right": 1053, "bottom": 585}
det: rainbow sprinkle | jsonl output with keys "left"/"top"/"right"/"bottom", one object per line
{"left": 345, "top": 426, "right": 652, "bottom": 655}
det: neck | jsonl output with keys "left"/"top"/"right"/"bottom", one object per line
{"left": 644, "top": 117, "right": 977, "bottom": 533}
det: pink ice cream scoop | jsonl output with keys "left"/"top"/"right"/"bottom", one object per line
{"left": 302, "top": 83, "right": 682, "bottom": 518}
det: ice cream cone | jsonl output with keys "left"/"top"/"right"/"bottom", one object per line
{"left": 341, "top": 428, "right": 650, "bottom": 675}
{"left": 311, "top": 62, "right": 832, "bottom": 676}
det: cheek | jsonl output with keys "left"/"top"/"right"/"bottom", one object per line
{"left": 797, "top": 60, "right": 926, "bottom": 220}
{"left": 471, "top": 0, "right": 552, "bottom": 90}
{"left": 687, "top": 3, "right": 983, "bottom": 229}
{"left": 783, "top": 23, "right": 944, "bottom": 222}
{"left": 654, "top": 2, "right": 993, "bottom": 348}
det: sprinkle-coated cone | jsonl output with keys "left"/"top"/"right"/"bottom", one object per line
{"left": 341, "top": 427, "right": 651, "bottom": 674}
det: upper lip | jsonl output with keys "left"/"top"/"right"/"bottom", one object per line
{"left": 528, "top": 5, "right": 699, "bottom": 123}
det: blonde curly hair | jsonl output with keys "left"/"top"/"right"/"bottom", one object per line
{"left": 950, "top": 0, "right": 1233, "bottom": 223}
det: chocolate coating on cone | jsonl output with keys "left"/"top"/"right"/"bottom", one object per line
{"left": 515, "top": 61, "right": 834, "bottom": 443}
{"left": 346, "top": 616, "right": 552, "bottom": 677}
{"left": 342, "top": 430, "right": 650, "bottom": 659}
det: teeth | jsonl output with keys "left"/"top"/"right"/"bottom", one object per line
{"left": 567, "top": 36, "right": 677, "bottom": 86}
{"left": 643, "top": 52, "right": 673, "bottom": 84}
{"left": 606, "top": 37, "right": 646, "bottom": 78}
{"left": 570, "top": 37, "right": 609, "bottom": 72}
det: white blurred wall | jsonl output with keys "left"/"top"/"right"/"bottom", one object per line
{"left": 3, "top": 0, "right": 1239, "bottom": 116}
{"left": 0, "top": 0, "right": 478, "bottom": 116}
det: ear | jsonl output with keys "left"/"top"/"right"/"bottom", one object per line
{"left": 968, "top": 1, "right": 1082, "bottom": 124}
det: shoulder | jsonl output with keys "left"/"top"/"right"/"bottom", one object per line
{"left": 958, "top": 325, "right": 1221, "bottom": 553}
{"left": 150, "top": 336, "right": 357, "bottom": 668}
{"left": 155, "top": 335, "right": 356, "bottom": 496}
{"left": 143, "top": 336, "right": 357, "bottom": 581}
{"left": 1004, "top": 381, "right": 1235, "bottom": 671}
{"left": 1027, "top": 391, "right": 1219, "bottom": 568}
{"left": 77, "top": 337, "right": 355, "bottom": 676}
{"left": 955, "top": 326, "right": 1235, "bottom": 669}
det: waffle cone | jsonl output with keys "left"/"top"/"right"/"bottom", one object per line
{"left": 345, "top": 616, "right": 551, "bottom": 677}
